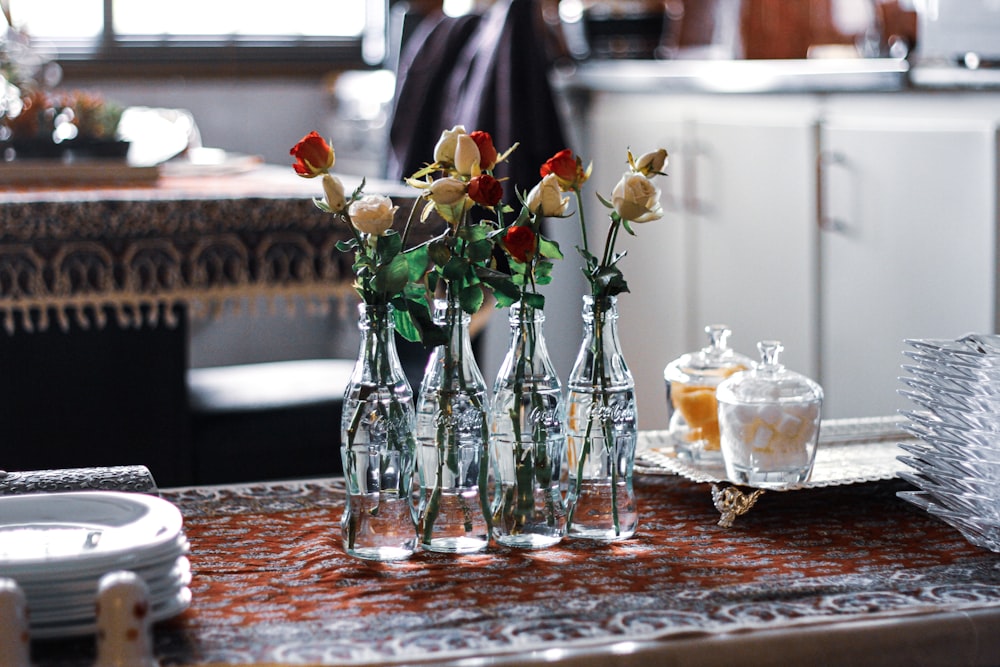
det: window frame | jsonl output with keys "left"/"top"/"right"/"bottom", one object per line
{"left": 26, "top": 1, "right": 377, "bottom": 80}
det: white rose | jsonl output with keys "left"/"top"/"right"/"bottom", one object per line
{"left": 428, "top": 177, "right": 468, "bottom": 206}
{"left": 526, "top": 173, "right": 568, "bottom": 217}
{"left": 634, "top": 148, "right": 668, "bottom": 176}
{"left": 611, "top": 172, "right": 663, "bottom": 223}
{"left": 349, "top": 194, "right": 397, "bottom": 236}
{"left": 322, "top": 174, "right": 347, "bottom": 213}
{"left": 433, "top": 125, "right": 467, "bottom": 166}
{"left": 454, "top": 133, "right": 481, "bottom": 177}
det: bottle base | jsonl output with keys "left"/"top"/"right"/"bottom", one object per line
{"left": 422, "top": 536, "right": 490, "bottom": 554}
{"left": 566, "top": 526, "right": 636, "bottom": 542}
{"left": 494, "top": 532, "right": 564, "bottom": 549}
{"left": 344, "top": 545, "right": 415, "bottom": 561}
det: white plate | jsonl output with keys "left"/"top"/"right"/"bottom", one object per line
{"left": 0, "top": 491, "right": 184, "bottom": 576}
{"left": 27, "top": 560, "right": 192, "bottom": 625}
{"left": 21, "top": 556, "right": 191, "bottom": 613}
{"left": 0, "top": 491, "right": 192, "bottom": 638}
{"left": 30, "top": 586, "right": 193, "bottom": 640}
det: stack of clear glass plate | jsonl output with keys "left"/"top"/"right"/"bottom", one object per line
{"left": 0, "top": 490, "right": 191, "bottom": 638}
{"left": 897, "top": 334, "right": 1000, "bottom": 553}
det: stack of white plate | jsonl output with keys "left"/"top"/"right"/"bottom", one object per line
{"left": 0, "top": 490, "right": 191, "bottom": 639}
{"left": 897, "top": 334, "right": 1000, "bottom": 553}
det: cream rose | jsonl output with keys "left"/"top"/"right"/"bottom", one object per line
{"left": 349, "top": 194, "right": 397, "bottom": 236}
{"left": 526, "top": 173, "right": 568, "bottom": 217}
{"left": 634, "top": 148, "right": 668, "bottom": 176}
{"left": 454, "top": 133, "right": 481, "bottom": 177}
{"left": 322, "top": 174, "right": 347, "bottom": 213}
{"left": 433, "top": 125, "right": 467, "bottom": 166}
{"left": 611, "top": 172, "right": 663, "bottom": 223}
{"left": 428, "top": 177, "right": 468, "bottom": 206}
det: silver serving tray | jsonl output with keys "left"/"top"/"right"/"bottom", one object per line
{"left": 636, "top": 415, "right": 913, "bottom": 490}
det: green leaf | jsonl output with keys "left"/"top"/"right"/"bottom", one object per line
{"left": 391, "top": 306, "right": 422, "bottom": 342}
{"left": 403, "top": 244, "right": 430, "bottom": 282}
{"left": 459, "top": 223, "right": 490, "bottom": 243}
{"left": 459, "top": 285, "right": 484, "bottom": 313}
{"left": 392, "top": 297, "right": 447, "bottom": 346}
{"left": 443, "top": 256, "right": 469, "bottom": 281}
{"left": 375, "top": 253, "right": 409, "bottom": 295}
{"left": 523, "top": 291, "right": 545, "bottom": 310}
{"left": 537, "top": 236, "right": 563, "bottom": 260}
{"left": 596, "top": 191, "right": 615, "bottom": 209}
{"left": 621, "top": 218, "right": 637, "bottom": 236}
{"left": 534, "top": 260, "right": 554, "bottom": 279}
{"left": 428, "top": 239, "right": 452, "bottom": 267}
{"left": 467, "top": 238, "right": 493, "bottom": 263}
{"left": 336, "top": 239, "right": 358, "bottom": 253}
{"left": 377, "top": 231, "right": 403, "bottom": 258}
{"left": 482, "top": 275, "right": 520, "bottom": 306}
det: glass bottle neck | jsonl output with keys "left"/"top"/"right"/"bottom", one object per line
{"left": 355, "top": 303, "right": 403, "bottom": 384}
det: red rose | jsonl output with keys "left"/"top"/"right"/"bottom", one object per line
{"left": 540, "top": 149, "right": 587, "bottom": 190}
{"left": 467, "top": 174, "right": 503, "bottom": 207}
{"left": 469, "top": 130, "right": 498, "bottom": 171}
{"left": 502, "top": 225, "right": 537, "bottom": 264}
{"left": 290, "top": 131, "right": 334, "bottom": 178}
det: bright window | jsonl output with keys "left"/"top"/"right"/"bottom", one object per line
{"left": 7, "top": 1, "right": 366, "bottom": 39}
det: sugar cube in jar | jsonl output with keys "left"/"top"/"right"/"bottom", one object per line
{"left": 716, "top": 340, "right": 823, "bottom": 488}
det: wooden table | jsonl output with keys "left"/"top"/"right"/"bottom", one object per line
{"left": 28, "top": 442, "right": 1000, "bottom": 667}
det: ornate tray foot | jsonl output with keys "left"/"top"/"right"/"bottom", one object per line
{"left": 711, "top": 483, "right": 765, "bottom": 527}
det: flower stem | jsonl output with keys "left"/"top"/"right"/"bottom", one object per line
{"left": 574, "top": 188, "right": 589, "bottom": 255}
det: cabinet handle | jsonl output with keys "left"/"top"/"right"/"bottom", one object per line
{"left": 683, "top": 140, "right": 712, "bottom": 216}
{"left": 817, "top": 150, "right": 848, "bottom": 233}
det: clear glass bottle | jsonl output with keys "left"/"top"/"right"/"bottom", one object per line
{"left": 717, "top": 340, "right": 824, "bottom": 488}
{"left": 414, "top": 298, "right": 491, "bottom": 553}
{"left": 340, "top": 303, "right": 417, "bottom": 561}
{"left": 566, "top": 295, "right": 638, "bottom": 541}
{"left": 490, "top": 302, "right": 566, "bottom": 549}
{"left": 663, "top": 324, "right": 752, "bottom": 462}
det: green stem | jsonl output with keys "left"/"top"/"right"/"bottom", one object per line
{"left": 574, "top": 187, "right": 589, "bottom": 255}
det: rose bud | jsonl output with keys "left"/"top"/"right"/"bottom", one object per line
{"left": 540, "top": 148, "right": 589, "bottom": 191}
{"left": 526, "top": 173, "right": 569, "bottom": 217}
{"left": 290, "top": 131, "right": 334, "bottom": 177}
{"left": 433, "top": 125, "right": 467, "bottom": 166}
{"left": 469, "top": 130, "right": 498, "bottom": 171}
{"left": 502, "top": 225, "right": 538, "bottom": 264}
{"left": 468, "top": 174, "right": 503, "bottom": 207}
{"left": 322, "top": 174, "right": 347, "bottom": 213}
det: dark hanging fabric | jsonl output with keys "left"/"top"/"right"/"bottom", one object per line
{"left": 387, "top": 0, "right": 568, "bottom": 204}
{"left": 386, "top": 10, "right": 482, "bottom": 182}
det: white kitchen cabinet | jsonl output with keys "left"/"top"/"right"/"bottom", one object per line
{"left": 583, "top": 94, "right": 820, "bottom": 429}
{"left": 819, "top": 99, "right": 998, "bottom": 418}
{"left": 576, "top": 88, "right": 1000, "bottom": 426}
{"left": 681, "top": 97, "right": 820, "bottom": 382}
{"left": 583, "top": 92, "right": 691, "bottom": 430}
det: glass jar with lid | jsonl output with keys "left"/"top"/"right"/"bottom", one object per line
{"left": 663, "top": 324, "right": 752, "bottom": 461}
{"left": 716, "top": 340, "right": 823, "bottom": 488}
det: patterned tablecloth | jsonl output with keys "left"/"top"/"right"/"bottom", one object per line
{"left": 0, "top": 167, "right": 422, "bottom": 333}
{"left": 30, "top": 470, "right": 1000, "bottom": 666}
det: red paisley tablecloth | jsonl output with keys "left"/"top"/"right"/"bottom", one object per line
{"left": 32, "top": 473, "right": 1000, "bottom": 666}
